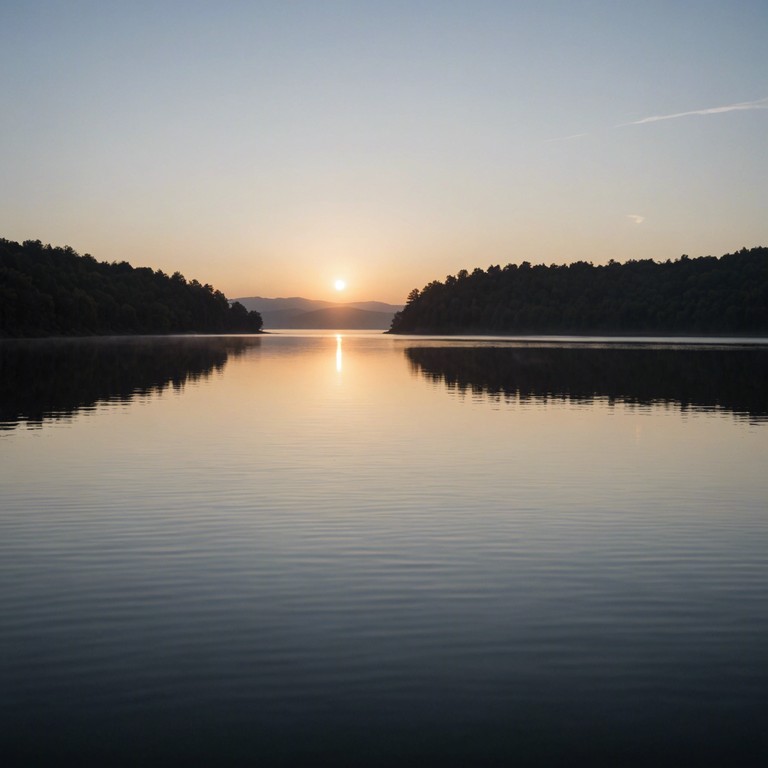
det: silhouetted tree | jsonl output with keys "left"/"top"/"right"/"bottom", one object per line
{"left": 0, "top": 238, "right": 263, "bottom": 337}
{"left": 389, "top": 248, "right": 768, "bottom": 336}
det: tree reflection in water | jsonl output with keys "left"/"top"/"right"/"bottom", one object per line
{"left": 0, "top": 336, "right": 260, "bottom": 430}
{"left": 406, "top": 343, "right": 768, "bottom": 423}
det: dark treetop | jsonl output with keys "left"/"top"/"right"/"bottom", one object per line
{"left": 389, "top": 248, "right": 768, "bottom": 336}
{"left": 0, "top": 238, "right": 263, "bottom": 337}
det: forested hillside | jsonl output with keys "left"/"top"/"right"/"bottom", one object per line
{"left": 389, "top": 248, "right": 768, "bottom": 335}
{"left": 0, "top": 239, "right": 263, "bottom": 337}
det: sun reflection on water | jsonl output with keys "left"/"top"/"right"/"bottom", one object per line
{"left": 335, "top": 334, "right": 343, "bottom": 374}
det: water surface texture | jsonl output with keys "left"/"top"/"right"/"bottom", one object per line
{"left": 1, "top": 334, "right": 767, "bottom": 765}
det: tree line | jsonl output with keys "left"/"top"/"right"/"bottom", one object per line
{"left": 390, "top": 248, "right": 768, "bottom": 335}
{"left": 0, "top": 238, "right": 263, "bottom": 337}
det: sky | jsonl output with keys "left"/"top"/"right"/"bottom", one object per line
{"left": 1, "top": 1, "right": 766, "bottom": 304}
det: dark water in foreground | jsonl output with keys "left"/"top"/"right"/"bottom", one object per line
{"left": 1, "top": 333, "right": 767, "bottom": 765}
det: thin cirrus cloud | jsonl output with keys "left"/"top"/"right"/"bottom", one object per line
{"left": 618, "top": 96, "right": 768, "bottom": 127}
{"left": 546, "top": 96, "right": 767, "bottom": 142}
{"left": 627, "top": 214, "right": 645, "bottom": 224}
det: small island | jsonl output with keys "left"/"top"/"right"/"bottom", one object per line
{"left": 0, "top": 238, "right": 263, "bottom": 337}
{"left": 389, "top": 247, "right": 768, "bottom": 336}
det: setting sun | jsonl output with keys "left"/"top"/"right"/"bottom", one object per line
{"left": 334, "top": 279, "right": 346, "bottom": 291}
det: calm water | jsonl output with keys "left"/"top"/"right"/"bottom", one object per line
{"left": 1, "top": 333, "right": 767, "bottom": 766}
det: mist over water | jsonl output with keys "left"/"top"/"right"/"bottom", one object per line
{"left": 1, "top": 333, "right": 767, "bottom": 765}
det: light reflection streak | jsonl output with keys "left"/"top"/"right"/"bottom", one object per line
{"left": 335, "top": 334, "right": 343, "bottom": 373}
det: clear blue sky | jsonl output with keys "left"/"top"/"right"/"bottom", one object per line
{"left": 1, "top": 1, "right": 766, "bottom": 302}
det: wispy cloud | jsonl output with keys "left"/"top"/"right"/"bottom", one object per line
{"left": 627, "top": 214, "right": 645, "bottom": 224}
{"left": 542, "top": 96, "right": 767, "bottom": 146}
{"left": 618, "top": 97, "right": 768, "bottom": 127}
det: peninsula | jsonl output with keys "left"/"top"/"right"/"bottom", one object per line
{"left": 389, "top": 248, "right": 768, "bottom": 336}
{"left": 0, "top": 238, "right": 263, "bottom": 337}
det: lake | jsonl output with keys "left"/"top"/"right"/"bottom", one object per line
{"left": 1, "top": 332, "right": 767, "bottom": 766}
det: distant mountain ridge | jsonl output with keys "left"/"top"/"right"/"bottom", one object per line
{"left": 234, "top": 296, "right": 404, "bottom": 329}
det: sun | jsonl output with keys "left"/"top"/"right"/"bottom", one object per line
{"left": 334, "top": 279, "right": 347, "bottom": 292}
